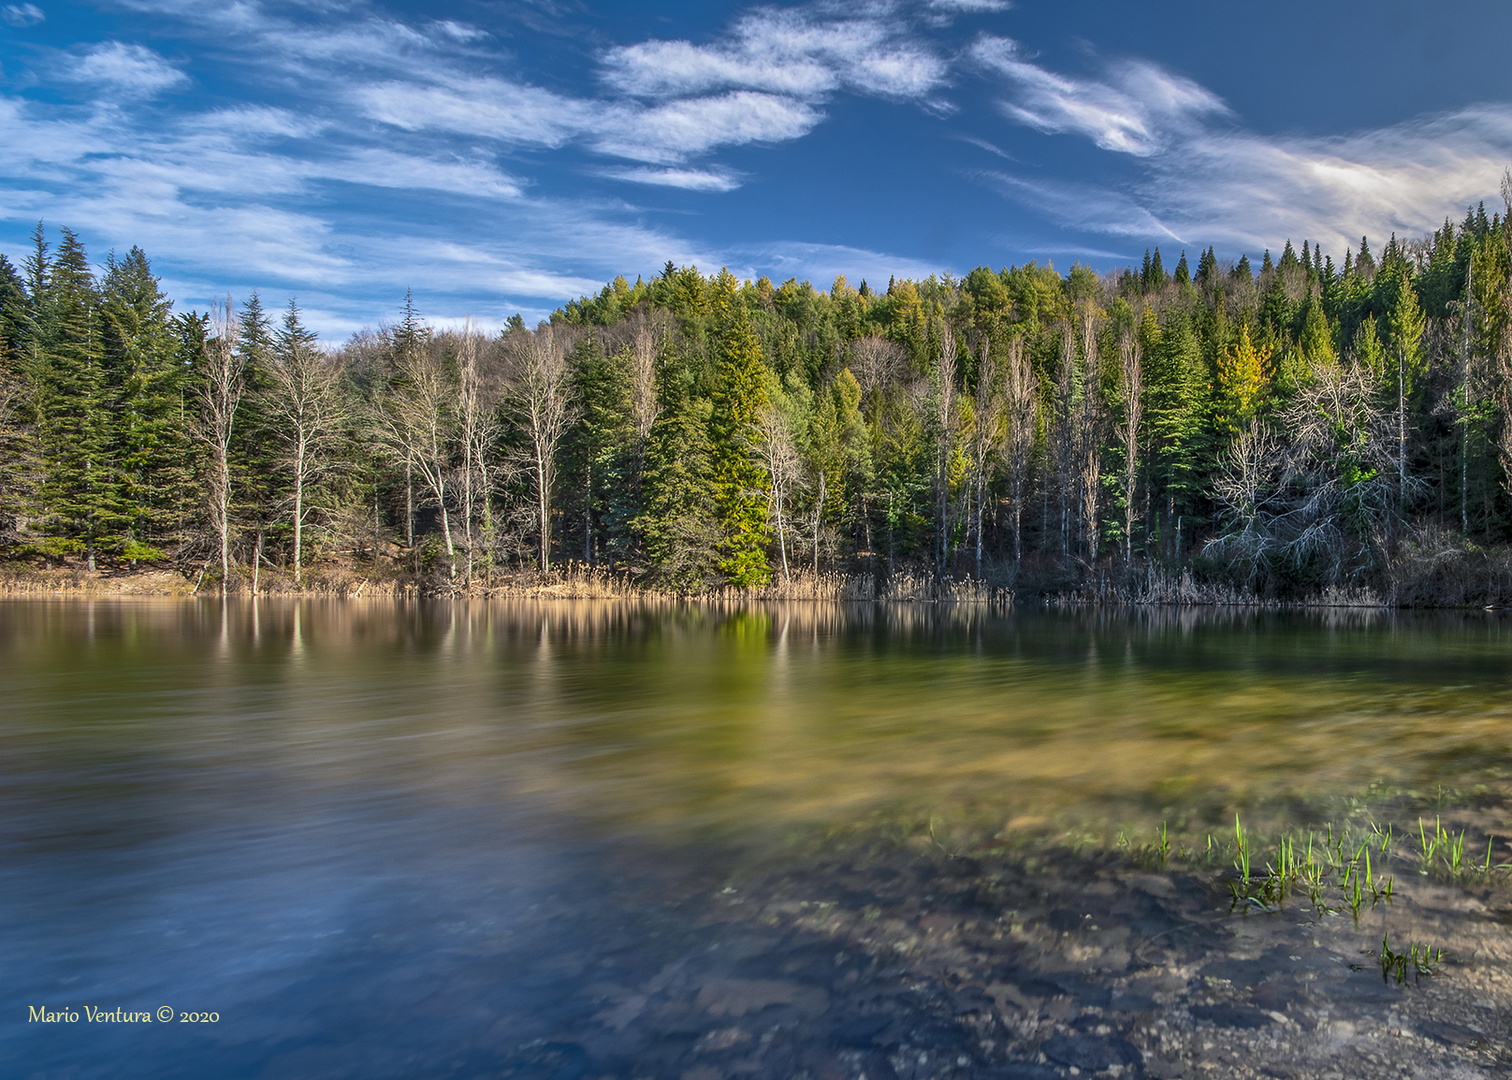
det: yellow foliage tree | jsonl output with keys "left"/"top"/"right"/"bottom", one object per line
{"left": 1216, "top": 324, "right": 1271, "bottom": 435}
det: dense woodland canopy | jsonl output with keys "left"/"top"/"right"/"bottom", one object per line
{"left": 2, "top": 179, "right": 1511, "bottom": 598}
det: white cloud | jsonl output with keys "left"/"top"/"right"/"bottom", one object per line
{"left": 353, "top": 76, "right": 592, "bottom": 147}
{"left": 603, "top": 38, "right": 837, "bottom": 99}
{"left": 1, "top": 3, "right": 43, "bottom": 27}
{"left": 335, "top": 148, "right": 523, "bottom": 200}
{"left": 601, "top": 6, "right": 947, "bottom": 101}
{"left": 972, "top": 35, "right": 1227, "bottom": 156}
{"left": 596, "top": 92, "right": 821, "bottom": 164}
{"left": 926, "top": 0, "right": 1011, "bottom": 11}
{"left": 185, "top": 106, "right": 322, "bottom": 140}
{"left": 1147, "top": 107, "right": 1512, "bottom": 253}
{"left": 973, "top": 39, "right": 1512, "bottom": 254}
{"left": 54, "top": 42, "right": 188, "bottom": 98}
{"left": 605, "top": 166, "right": 744, "bottom": 192}
{"left": 978, "top": 169, "right": 1185, "bottom": 242}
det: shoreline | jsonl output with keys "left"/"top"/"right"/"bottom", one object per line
{"left": 0, "top": 563, "right": 1502, "bottom": 610}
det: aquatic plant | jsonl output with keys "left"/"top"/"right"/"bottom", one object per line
{"left": 1376, "top": 931, "right": 1444, "bottom": 985}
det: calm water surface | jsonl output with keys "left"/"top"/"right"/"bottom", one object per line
{"left": 5, "top": 598, "right": 1512, "bottom": 1077}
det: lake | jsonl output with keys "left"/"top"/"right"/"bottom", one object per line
{"left": 4, "top": 598, "right": 1510, "bottom": 1078}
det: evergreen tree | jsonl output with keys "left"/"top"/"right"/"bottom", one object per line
{"left": 0, "top": 253, "right": 35, "bottom": 549}
{"left": 234, "top": 289, "right": 278, "bottom": 555}
{"left": 1143, "top": 308, "right": 1209, "bottom": 556}
{"left": 1196, "top": 247, "right": 1217, "bottom": 286}
{"left": 636, "top": 372, "right": 719, "bottom": 590}
{"left": 35, "top": 227, "right": 124, "bottom": 567}
{"left": 100, "top": 247, "right": 189, "bottom": 558}
{"left": 708, "top": 315, "right": 772, "bottom": 585}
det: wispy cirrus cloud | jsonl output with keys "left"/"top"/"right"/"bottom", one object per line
{"left": 971, "top": 35, "right": 1227, "bottom": 156}
{"left": 971, "top": 36, "right": 1512, "bottom": 254}
{"left": 604, "top": 167, "right": 744, "bottom": 192}
{"left": 2, "top": 2, "right": 43, "bottom": 27}
{"left": 926, "top": 0, "right": 1011, "bottom": 14}
{"left": 601, "top": 5, "right": 948, "bottom": 101}
{"left": 352, "top": 77, "right": 593, "bottom": 147}
{"left": 1148, "top": 107, "right": 1512, "bottom": 252}
{"left": 53, "top": 41, "right": 188, "bottom": 98}
{"left": 597, "top": 92, "right": 822, "bottom": 164}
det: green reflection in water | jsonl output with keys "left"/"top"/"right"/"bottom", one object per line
{"left": 3, "top": 598, "right": 1512, "bottom": 855}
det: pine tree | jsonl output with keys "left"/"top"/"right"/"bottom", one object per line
{"left": 1143, "top": 308, "right": 1210, "bottom": 557}
{"left": 230, "top": 289, "right": 278, "bottom": 560}
{"left": 1385, "top": 267, "right": 1426, "bottom": 501}
{"left": 35, "top": 227, "right": 124, "bottom": 568}
{"left": 1215, "top": 324, "right": 1271, "bottom": 435}
{"left": 100, "top": 247, "right": 189, "bottom": 558}
{"left": 1197, "top": 247, "right": 1217, "bottom": 286}
{"left": 636, "top": 375, "right": 719, "bottom": 590}
{"left": 708, "top": 315, "right": 771, "bottom": 585}
{"left": 0, "top": 253, "right": 36, "bottom": 550}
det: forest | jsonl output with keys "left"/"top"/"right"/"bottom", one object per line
{"left": 1, "top": 178, "right": 1510, "bottom": 602}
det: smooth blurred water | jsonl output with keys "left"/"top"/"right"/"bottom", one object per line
{"left": 5, "top": 598, "right": 1512, "bottom": 1077}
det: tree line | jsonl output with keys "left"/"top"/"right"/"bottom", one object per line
{"left": 1, "top": 182, "right": 1510, "bottom": 596}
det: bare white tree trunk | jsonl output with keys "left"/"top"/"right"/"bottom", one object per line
{"left": 266, "top": 325, "right": 344, "bottom": 589}
{"left": 377, "top": 337, "right": 459, "bottom": 581}
{"left": 455, "top": 321, "right": 499, "bottom": 587}
{"left": 933, "top": 327, "right": 958, "bottom": 574}
{"left": 970, "top": 339, "right": 1004, "bottom": 578}
{"left": 1000, "top": 335, "right": 1036, "bottom": 567}
{"left": 1118, "top": 333, "right": 1144, "bottom": 566}
{"left": 756, "top": 399, "right": 801, "bottom": 581}
{"left": 1074, "top": 300, "right": 1106, "bottom": 564}
{"left": 505, "top": 324, "right": 578, "bottom": 575}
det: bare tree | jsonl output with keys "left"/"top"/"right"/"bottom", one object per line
{"left": 455, "top": 321, "right": 502, "bottom": 586}
{"left": 629, "top": 317, "right": 660, "bottom": 453}
{"left": 197, "top": 300, "right": 245, "bottom": 594}
{"left": 932, "top": 326, "right": 958, "bottom": 573}
{"left": 1073, "top": 300, "right": 1107, "bottom": 563}
{"left": 850, "top": 336, "right": 907, "bottom": 403}
{"left": 265, "top": 302, "right": 347, "bottom": 587}
{"left": 1208, "top": 363, "right": 1411, "bottom": 584}
{"left": 376, "top": 338, "right": 459, "bottom": 579}
{"left": 968, "top": 338, "right": 1004, "bottom": 577}
{"left": 755, "top": 397, "right": 803, "bottom": 580}
{"left": 999, "top": 334, "right": 1037, "bottom": 567}
{"left": 1205, "top": 425, "right": 1287, "bottom": 582}
{"left": 504, "top": 323, "right": 579, "bottom": 574}
{"left": 1116, "top": 332, "right": 1144, "bottom": 565}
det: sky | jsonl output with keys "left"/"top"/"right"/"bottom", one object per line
{"left": 2, "top": 0, "right": 1510, "bottom": 339}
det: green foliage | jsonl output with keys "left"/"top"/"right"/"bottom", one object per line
{"left": 709, "top": 316, "right": 772, "bottom": 586}
{"left": 8, "top": 196, "right": 1512, "bottom": 595}
{"left": 637, "top": 381, "right": 719, "bottom": 590}
{"left": 101, "top": 247, "right": 193, "bottom": 555}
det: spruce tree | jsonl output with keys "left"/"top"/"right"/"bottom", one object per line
{"left": 234, "top": 289, "right": 277, "bottom": 553}
{"left": 636, "top": 372, "right": 719, "bottom": 590}
{"left": 35, "top": 228, "right": 124, "bottom": 568}
{"left": 0, "top": 253, "right": 34, "bottom": 550}
{"left": 708, "top": 315, "right": 771, "bottom": 585}
{"left": 100, "top": 247, "right": 188, "bottom": 558}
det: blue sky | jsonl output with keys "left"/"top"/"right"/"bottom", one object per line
{"left": 2, "top": 0, "right": 1510, "bottom": 338}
